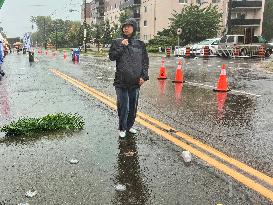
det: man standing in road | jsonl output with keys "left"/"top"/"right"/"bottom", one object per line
{"left": 109, "top": 18, "right": 149, "bottom": 138}
{"left": 0, "top": 39, "right": 5, "bottom": 79}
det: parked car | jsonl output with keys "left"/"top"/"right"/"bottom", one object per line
{"left": 191, "top": 38, "right": 220, "bottom": 56}
{"left": 268, "top": 39, "right": 273, "bottom": 47}
{"left": 174, "top": 38, "right": 220, "bottom": 57}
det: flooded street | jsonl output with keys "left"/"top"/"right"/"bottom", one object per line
{"left": 0, "top": 52, "right": 272, "bottom": 204}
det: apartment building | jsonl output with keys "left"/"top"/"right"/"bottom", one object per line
{"left": 104, "top": 0, "right": 122, "bottom": 25}
{"left": 228, "top": 0, "right": 265, "bottom": 36}
{"left": 81, "top": 0, "right": 265, "bottom": 41}
{"left": 90, "top": 0, "right": 105, "bottom": 24}
{"left": 81, "top": 2, "right": 92, "bottom": 25}
{"left": 141, "top": 0, "right": 264, "bottom": 42}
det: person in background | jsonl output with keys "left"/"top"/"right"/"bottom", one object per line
{"left": 109, "top": 18, "right": 149, "bottom": 138}
{"left": 0, "top": 39, "right": 5, "bottom": 78}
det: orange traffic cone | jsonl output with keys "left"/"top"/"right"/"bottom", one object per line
{"left": 158, "top": 57, "right": 167, "bottom": 80}
{"left": 213, "top": 64, "right": 230, "bottom": 92}
{"left": 172, "top": 60, "right": 184, "bottom": 83}
{"left": 63, "top": 51, "right": 67, "bottom": 60}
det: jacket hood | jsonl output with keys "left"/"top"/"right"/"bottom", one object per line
{"left": 121, "top": 18, "right": 137, "bottom": 37}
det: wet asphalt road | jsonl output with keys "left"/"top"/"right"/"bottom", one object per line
{"left": 0, "top": 51, "right": 272, "bottom": 205}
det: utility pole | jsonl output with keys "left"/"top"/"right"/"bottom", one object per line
{"left": 44, "top": 17, "right": 47, "bottom": 49}
{"left": 55, "top": 23, "right": 58, "bottom": 50}
{"left": 226, "top": 0, "right": 232, "bottom": 35}
{"left": 84, "top": 0, "right": 87, "bottom": 53}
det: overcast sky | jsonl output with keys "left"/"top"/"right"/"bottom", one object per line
{"left": 0, "top": 0, "right": 84, "bottom": 38}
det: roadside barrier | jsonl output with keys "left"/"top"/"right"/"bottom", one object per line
{"left": 157, "top": 57, "right": 167, "bottom": 80}
{"left": 166, "top": 47, "right": 171, "bottom": 58}
{"left": 185, "top": 47, "right": 191, "bottom": 58}
{"left": 233, "top": 46, "right": 240, "bottom": 57}
{"left": 63, "top": 51, "right": 67, "bottom": 60}
{"left": 258, "top": 46, "right": 265, "bottom": 59}
{"left": 203, "top": 46, "right": 210, "bottom": 58}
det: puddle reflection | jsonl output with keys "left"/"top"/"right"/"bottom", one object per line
{"left": 113, "top": 137, "right": 149, "bottom": 205}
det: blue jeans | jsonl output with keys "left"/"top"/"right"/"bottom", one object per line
{"left": 115, "top": 87, "right": 140, "bottom": 131}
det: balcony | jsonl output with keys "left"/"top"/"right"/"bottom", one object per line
{"left": 231, "top": 19, "right": 261, "bottom": 26}
{"left": 120, "top": 0, "right": 141, "bottom": 10}
{"left": 231, "top": 1, "right": 262, "bottom": 8}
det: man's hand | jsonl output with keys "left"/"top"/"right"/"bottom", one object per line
{"left": 139, "top": 78, "right": 145, "bottom": 86}
{"left": 121, "top": 39, "right": 129, "bottom": 46}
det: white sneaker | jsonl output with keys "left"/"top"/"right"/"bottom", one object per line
{"left": 119, "top": 130, "right": 126, "bottom": 138}
{"left": 128, "top": 128, "right": 137, "bottom": 134}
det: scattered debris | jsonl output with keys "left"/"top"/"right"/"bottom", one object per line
{"left": 0, "top": 113, "right": 85, "bottom": 136}
{"left": 124, "top": 151, "right": 135, "bottom": 157}
{"left": 25, "top": 190, "right": 37, "bottom": 198}
{"left": 69, "top": 159, "right": 79, "bottom": 164}
{"left": 115, "top": 184, "right": 126, "bottom": 192}
{"left": 182, "top": 151, "right": 192, "bottom": 163}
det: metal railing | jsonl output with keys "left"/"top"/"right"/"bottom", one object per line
{"left": 231, "top": 1, "right": 262, "bottom": 8}
{"left": 120, "top": 0, "right": 141, "bottom": 10}
{"left": 231, "top": 19, "right": 261, "bottom": 26}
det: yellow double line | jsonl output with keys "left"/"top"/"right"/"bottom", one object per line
{"left": 50, "top": 68, "right": 273, "bottom": 202}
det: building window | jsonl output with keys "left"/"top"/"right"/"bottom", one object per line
{"left": 144, "top": 35, "right": 148, "bottom": 40}
{"left": 179, "top": 0, "right": 187, "bottom": 3}
{"left": 144, "top": 20, "right": 147, "bottom": 27}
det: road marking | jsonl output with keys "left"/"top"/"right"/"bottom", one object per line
{"left": 184, "top": 81, "right": 261, "bottom": 97}
{"left": 50, "top": 68, "right": 272, "bottom": 186}
{"left": 50, "top": 69, "right": 273, "bottom": 201}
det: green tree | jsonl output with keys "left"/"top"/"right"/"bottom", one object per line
{"left": 102, "top": 20, "right": 113, "bottom": 45}
{"left": 119, "top": 9, "right": 131, "bottom": 26}
{"left": 111, "top": 23, "right": 120, "bottom": 39}
{"left": 91, "top": 22, "right": 104, "bottom": 51}
{"left": 169, "top": 4, "right": 222, "bottom": 45}
{"left": 149, "top": 5, "right": 222, "bottom": 48}
{"left": 78, "top": 23, "right": 92, "bottom": 48}
{"left": 31, "top": 16, "right": 82, "bottom": 48}
{"left": 148, "top": 28, "right": 177, "bottom": 48}
{"left": 111, "top": 9, "right": 131, "bottom": 38}
{"left": 262, "top": 0, "right": 273, "bottom": 41}
{"left": 31, "top": 16, "right": 53, "bottom": 48}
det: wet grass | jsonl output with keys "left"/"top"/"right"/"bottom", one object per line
{"left": 0, "top": 113, "right": 84, "bottom": 136}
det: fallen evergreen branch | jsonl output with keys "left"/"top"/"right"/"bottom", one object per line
{"left": 0, "top": 113, "right": 85, "bottom": 136}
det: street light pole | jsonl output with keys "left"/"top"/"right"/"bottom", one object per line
{"left": 84, "top": 0, "right": 87, "bottom": 53}
{"left": 55, "top": 23, "right": 57, "bottom": 50}
{"left": 44, "top": 17, "right": 47, "bottom": 49}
